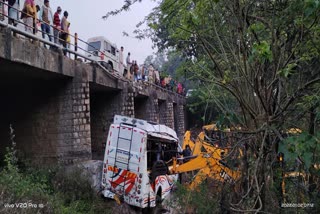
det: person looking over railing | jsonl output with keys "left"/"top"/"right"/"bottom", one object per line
{"left": 119, "top": 46, "right": 124, "bottom": 76}
{"left": 154, "top": 69, "right": 160, "bottom": 85}
{"left": 133, "top": 60, "right": 139, "bottom": 81}
{"left": 148, "top": 64, "right": 155, "bottom": 84}
{"left": 39, "top": 0, "right": 52, "bottom": 42}
{"left": 53, "top": 6, "right": 61, "bottom": 44}
{"left": 126, "top": 52, "right": 131, "bottom": 79}
{"left": 22, "top": 0, "right": 36, "bottom": 34}
{"left": 66, "top": 21, "right": 71, "bottom": 57}
{"left": 7, "top": 0, "right": 19, "bottom": 30}
{"left": 60, "top": 10, "right": 68, "bottom": 56}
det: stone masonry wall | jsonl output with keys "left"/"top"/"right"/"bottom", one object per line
{"left": 159, "top": 100, "right": 166, "bottom": 125}
{"left": 58, "top": 65, "right": 92, "bottom": 164}
{"left": 175, "top": 104, "right": 186, "bottom": 140}
{"left": 158, "top": 100, "right": 174, "bottom": 129}
{"left": 14, "top": 64, "right": 92, "bottom": 165}
{"left": 120, "top": 86, "right": 135, "bottom": 118}
{"left": 90, "top": 91, "right": 122, "bottom": 160}
{"left": 13, "top": 81, "right": 65, "bottom": 164}
{"left": 147, "top": 97, "right": 159, "bottom": 123}
{"left": 165, "top": 101, "right": 174, "bottom": 129}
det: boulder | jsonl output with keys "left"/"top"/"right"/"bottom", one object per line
{"left": 77, "top": 160, "right": 103, "bottom": 192}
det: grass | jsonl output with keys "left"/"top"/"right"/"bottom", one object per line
{"left": 0, "top": 136, "right": 114, "bottom": 214}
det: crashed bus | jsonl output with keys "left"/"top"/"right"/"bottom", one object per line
{"left": 101, "top": 115, "right": 180, "bottom": 208}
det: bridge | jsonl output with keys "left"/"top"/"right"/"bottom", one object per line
{"left": 0, "top": 22, "right": 186, "bottom": 165}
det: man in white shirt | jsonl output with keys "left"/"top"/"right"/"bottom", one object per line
{"left": 39, "top": 0, "right": 53, "bottom": 41}
{"left": 126, "top": 52, "right": 132, "bottom": 79}
{"left": 119, "top": 46, "right": 124, "bottom": 76}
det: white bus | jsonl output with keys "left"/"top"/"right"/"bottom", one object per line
{"left": 86, "top": 36, "right": 122, "bottom": 73}
{"left": 101, "top": 115, "right": 180, "bottom": 208}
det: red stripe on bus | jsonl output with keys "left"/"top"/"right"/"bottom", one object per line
{"left": 110, "top": 132, "right": 112, "bottom": 136}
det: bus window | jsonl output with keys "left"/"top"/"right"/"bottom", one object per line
{"left": 147, "top": 138, "right": 178, "bottom": 170}
{"left": 88, "top": 41, "right": 101, "bottom": 51}
{"left": 111, "top": 46, "right": 116, "bottom": 55}
{"left": 104, "top": 41, "right": 110, "bottom": 52}
{"left": 147, "top": 140, "right": 159, "bottom": 170}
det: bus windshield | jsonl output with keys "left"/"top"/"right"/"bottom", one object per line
{"left": 88, "top": 41, "right": 101, "bottom": 52}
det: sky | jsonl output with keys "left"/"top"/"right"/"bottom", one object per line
{"left": 47, "top": 0, "right": 158, "bottom": 63}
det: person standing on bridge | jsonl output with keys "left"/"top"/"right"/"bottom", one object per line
{"left": 8, "top": 0, "right": 19, "bottom": 29}
{"left": 126, "top": 52, "right": 132, "bottom": 79}
{"left": 66, "top": 21, "right": 71, "bottom": 57}
{"left": 53, "top": 6, "right": 61, "bottom": 44}
{"left": 119, "top": 46, "right": 124, "bottom": 76}
{"left": 39, "top": 0, "right": 53, "bottom": 42}
{"left": 22, "top": 0, "right": 37, "bottom": 34}
{"left": 60, "top": 10, "right": 68, "bottom": 56}
{"left": 148, "top": 64, "right": 155, "bottom": 84}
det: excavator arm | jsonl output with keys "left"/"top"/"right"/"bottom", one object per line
{"left": 175, "top": 124, "right": 241, "bottom": 190}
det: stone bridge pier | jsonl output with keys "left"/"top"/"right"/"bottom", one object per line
{"left": 0, "top": 25, "right": 186, "bottom": 165}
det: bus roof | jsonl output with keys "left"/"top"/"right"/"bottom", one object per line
{"left": 113, "top": 115, "right": 178, "bottom": 142}
{"left": 87, "top": 36, "right": 117, "bottom": 48}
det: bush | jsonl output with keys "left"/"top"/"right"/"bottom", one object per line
{"left": 171, "top": 179, "right": 220, "bottom": 214}
{"left": 0, "top": 131, "right": 113, "bottom": 214}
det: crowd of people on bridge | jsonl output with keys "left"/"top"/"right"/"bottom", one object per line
{"left": 119, "top": 47, "right": 185, "bottom": 94}
{"left": 0, "top": 0, "right": 186, "bottom": 95}
{"left": 0, "top": 0, "right": 71, "bottom": 55}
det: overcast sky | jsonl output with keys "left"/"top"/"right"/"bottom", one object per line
{"left": 49, "top": 0, "right": 158, "bottom": 63}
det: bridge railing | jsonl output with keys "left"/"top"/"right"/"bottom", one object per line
{"left": 0, "top": 2, "right": 185, "bottom": 97}
{"left": 0, "top": 2, "right": 109, "bottom": 62}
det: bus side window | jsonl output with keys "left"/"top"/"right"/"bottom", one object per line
{"left": 147, "top": 140, "right": 158, "bottom": 170}
{"left": 111, "top": 46, "right": 116, "bottom": 56}
{"left": 104, "top": 41, "right": 111, "bottom": 53}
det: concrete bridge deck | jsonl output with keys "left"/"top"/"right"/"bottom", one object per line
{"left": 0, "top": 26, "right": 186, "bottom": 164}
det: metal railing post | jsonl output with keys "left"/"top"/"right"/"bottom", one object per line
{"left": 74, "top": 32, "right": 78, "bottom": 60}
{"left": 33, "top": 17, "right": 36, "bottom": 35}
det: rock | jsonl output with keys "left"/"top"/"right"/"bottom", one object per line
{"left": 76, "top": 160, "right": 103, "bottom": 193}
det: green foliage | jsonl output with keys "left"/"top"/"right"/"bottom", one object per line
{"left": 250, "top": 41, "right": 273, "bottom": 63}
{"left": 279, "top": 132, "right": 320, "bottom": 170}
{"left": 0, "top": 146, "right": 113, "bottom": 214}
{"left": 172, "top": 181, "right": 219, "bottom": 213}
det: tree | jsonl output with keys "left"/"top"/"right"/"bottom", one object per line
{"left": 105, "top": 0, "right": 320, "bottom": 212}
{"left": 145, "top": 0, "right": 320, "bottom": 212}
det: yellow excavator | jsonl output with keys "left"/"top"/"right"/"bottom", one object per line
{"left": 170, "top": 124, "right": 241, "bottom": 189}
{"left": 174, "top": 125, "right": 316, "bottom": 205}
